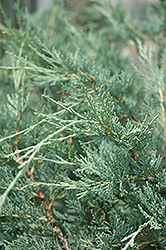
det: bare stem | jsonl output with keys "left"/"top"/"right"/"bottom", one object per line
{"left": 124, "top": 20, "right": 151, "bottom": 41}
{"left": 11, "top": 142, "right": 72, "bottom": 250}
{"left": 158, "top": 81, "right": 166, "bottom": 159}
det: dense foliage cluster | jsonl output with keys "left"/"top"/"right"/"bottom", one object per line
{"left": 0, "top": 0, "right": 166, "bottom": 249}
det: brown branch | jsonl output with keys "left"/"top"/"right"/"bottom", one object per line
{"left": 57, "top": 89, "right": 70, "bottom": 103}
{"left": 157, "top": 27, "right": 166, "bottom": 160}
{"left": 158, "top": 81, "right": 166, "bottom": 160}
{"left": 27, "top": 87, "right": 57, "bottom": 109}
{"left": 35, "top": 185, "right": 71, "bottom": 249}
{"left": 27, "top": 87, "right": 42, "bottom": 98}
{"left": 137, "top": 239, "right": 155, "bottom": 249}
{"left": 10, "top": 140, "right": 72, "bottom": 250}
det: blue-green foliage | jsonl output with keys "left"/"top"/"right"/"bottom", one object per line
{"left": 0, "top": 0, "right": 166, "bottom": 249}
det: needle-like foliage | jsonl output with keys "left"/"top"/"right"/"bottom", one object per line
{"left": 0, "top": 0, "right": 166, "bottom": 249}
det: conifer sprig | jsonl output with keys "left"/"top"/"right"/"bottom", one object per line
{"left": 0, "top": 0, "right": 166, "bottom": 249}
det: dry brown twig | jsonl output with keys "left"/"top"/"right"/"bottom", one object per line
{"left": 10, "top": 138, "right": 72, "bottom": 250}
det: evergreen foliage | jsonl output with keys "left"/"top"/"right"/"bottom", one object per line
{"left": 0, "top": 0, "right": 166, "bottom": 249}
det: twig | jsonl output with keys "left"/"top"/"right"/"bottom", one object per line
{"left": 121, "top": 219, "right": 154, "bottom": 250}
{"left": 27, "top": 87, "right": 57, "bottom": 109}
{"left": 124, "top": 20, "right": 151, "bottom": 41}
{"left": 10, "top": 141, "right": 72, "bottom": 250}
{"left": 49, "top": 6, "right": 56, "bottom": 42}
{"left": 57, "top": 89, "right": 70, "bottom": 103}
{"left": 157, "top": 28, "right": 166, "bottom": 160}
{"left": 158, "top": 81, "right": 166, "bottom": 160}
